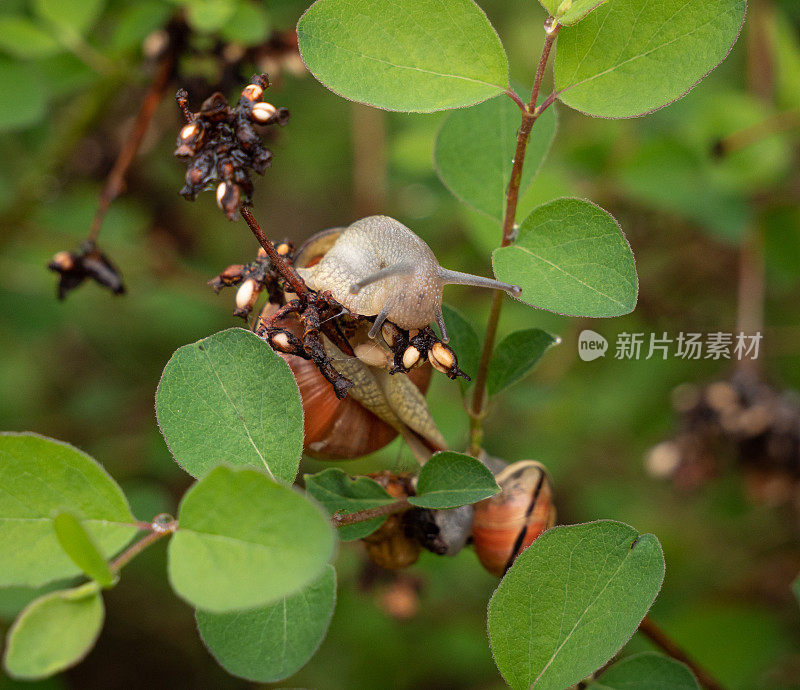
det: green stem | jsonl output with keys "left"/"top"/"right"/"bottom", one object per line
{"left": 467, "top": 20, "right": 561, "bottom": 455}
{"left": 110, "top": 521, "right": 177, "bottom": 573}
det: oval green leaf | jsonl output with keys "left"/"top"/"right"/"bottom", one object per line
{"left": 3, "top": 583, "right": 104, "bottom": 680}
{"left": 168, "top": 466, "right": 335, "bottom": 612}
{"left": 305, "top": 468, "right": 394, "bottom": 541}
{"left": 539, "top": 0, "right": 609, "bottom": 26}
{"left": 409, "top": 451, "right": 499, "bottom": 509}
{"left": 441, "top": 304, "right": 481, "bottom": 391}
{"left": 554, "top": 0, "right": 746, "bottom": 118}
{"left": 53, "top": 512, "right": 115, "bottom": 588}
{"left": 487, "top": 328, "right": 558, "bottom": 397}
{"left": 0, "top": 17, "right": 62, "bottom": 59}
{"left": 196, "top": 564, "right": 336, "bottom": 682}
{"left": 588, "top": 652, "right": 700, "bottom": 690}
{"left": 297, "top": 0, "right": 509, "bottom": 112}
{"left": 492, "top": 198, "right": 637, "bottom": 317}
{"left": 435, "top": 94, "right": 556, "bottom": 219}
{"left": 488, "top": 520, "right": 665, "bottom": 690}
{"left": 0, "top": 433, "right": 137, "bottom": 588}
{"left": 33, "top": 0, "right": 106, "bottom": 35}
{"left": 155, "top": 328, "right": 304, "bottom": 483}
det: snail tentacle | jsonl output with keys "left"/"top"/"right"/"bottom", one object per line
{"left": 435, "top": 307, "right": 449, "bottom": 344}
{"left": 350, "top": 262, "right": 415, "bottom": 295}
{"left": 437, "top": 267, "right": 521, "bottom": 298}
{"left": 368, "top": 299, "right": 395, "bottom": 339}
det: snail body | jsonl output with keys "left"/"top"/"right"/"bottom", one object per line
{"left": 297, "top": 215, "right": 521, "bottom": 341}
{"left": 262, "top": 227, "right": 448, "bottom": 463}
{"left": 472, "top": 460, "right": 556, "bottom": 576}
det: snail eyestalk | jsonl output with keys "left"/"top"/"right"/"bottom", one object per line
{"left": 350, "top": 262, "right": 415, "bottom": 295}
{"left": 437, "top": 268, "right": 521, "bottom": 298}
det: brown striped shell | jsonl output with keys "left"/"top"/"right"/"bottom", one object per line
{"left": 472, "top": 460, "right": 556, "bottom": 576}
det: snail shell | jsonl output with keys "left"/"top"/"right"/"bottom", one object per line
{"left": 472, "top": 460, "right": 556, "bottom": 576}
{"left": 297, "top": 215, "right": 520, "bottom": 341}
{"left": 264, "top": 227, "right": 448, "bottom": 462}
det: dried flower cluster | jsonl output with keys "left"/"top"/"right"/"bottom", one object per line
{"left": 647, "top": 373, "right": 800, "bottom": 503}
{"left": 174, "top": 74, "right": 289, "bottom": 220}
{"left": 48, "top": 242, "right": 125, "bottom": 300}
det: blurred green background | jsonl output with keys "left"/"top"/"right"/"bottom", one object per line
{"left": 2, "top": 0, "right": 800, "bottom": 687}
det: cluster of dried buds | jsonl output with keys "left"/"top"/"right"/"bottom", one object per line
{"left": 359, "top": 459, "right": 556, "bottom": 576}
{"left": 48, "top": 242, "right": 125, "bottom": 300}
{"left": 646, "top": 373, "right": 800, "bottom": 504}
{"left": 174, "top": 74, "right": 289, "bottom": 220}
{"left": 208, "top": 242, "right": 293, "bottom": 319}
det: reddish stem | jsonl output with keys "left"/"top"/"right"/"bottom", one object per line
{"left": 638, "top": 616, "right": 725, "bottom": 690}
{"left": 468, "top": 23, "right": 560, "bottom": 453}
{"left": 332, "top": 498, "right": 411, "bottom": 527}
{"left": 87, "top": 46, "right": 177, "bottom": 244}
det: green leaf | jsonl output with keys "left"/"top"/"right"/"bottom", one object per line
{"left": 33, "top": 0, "right": 106, "bottom": 35}
{"left": 305, "top": 468, "right": 394, "bottom": 541}
{"left": 554, "top": 0, "right": 746, "bottom": 118}
{"left": 110, "top": 1, "right": 173, "bottom": 52}
{"left": 441, "top": 304, "right": 481, "bottom": 391}
{"left": 220, "top": 1, "right": 270, "bottom": 46}
{"left": 0, "top": 433, "right": 137, "bottom": 588}
{"left": 0, "top": 17, "right": 61, "bottom": 59}
{"left": 588, "top": 652, "right": 700, "bottom": 690}
{"left": 488, "top": 520, "right": 665, "bottom": 690}
{"left": 0, "top": 58, "right": 48, "bottom": 131}
{"left": 409, "top": 451, "right": 499, "bottom": 509}
{"left": 435, "top": 94, "right": 556, "bottom": 220}
{"left": 792, "top": 572, "right": 800, "bottom": 608}
{"left": 155, "top": 328, "right": 303, "bottom": 483}
{"left": 184, "top": 0, "right": 237, "bottom": 33}
{"left": 167, "top": 465, "right": 335, "bottom": 612}
{"left": 2, "top": 583, "right": 104, "bottom": 680}
{"left": 297, "top": 0, "right": 509, "bottom": 112}
{"left": 487, "top": 329, "right": 558, "bottom": 397}
{"left": 196, "top": 565, "right": 336, "bottom": 682}
{"left": 492, "top": 198, "right": 637, "bottom": 317}
{"left": 53, "top": 513, "right": 115, "bottom": 588}
{"left": 539, "top": 0, "right": 608, "bottom": 26}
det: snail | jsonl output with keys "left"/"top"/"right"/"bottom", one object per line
{"left": 260, "top": 229, "right": 448, "bottom": 462}
{"left": 297, "top": 215, "right": 521, "bottom": 341}
{"left": 472, "top": 460, "right": 556, "bottom": 576}
{"left": 362, "top": 473, "right": 422, "bottom": 570}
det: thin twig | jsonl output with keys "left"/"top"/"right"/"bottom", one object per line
{"left": 638, "top": 616, "right": 726, "bottom": 690}
{"left": 110, "top": 522, "right": 176, "bottom": 573}
{"left": 331, "top": 498, "right": 411, "bottom": 527}
{"left": 505, "top": 88, "right": 527, "bottom": 114}
{"left": 240, "top": 205, "right": 310, "bottom": 296}
{"left": 240, "top": 204, "right": 355, "bottom": 358}
{"left": 87, "top": 46, "right": 177, "bottom": 244}
{"left": 467, "top": 22, "right": 561, "bottom": 454}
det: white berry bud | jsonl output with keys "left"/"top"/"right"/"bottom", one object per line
{"left": 428, "top": 342, "right": 455, "bottom": 373}
{"left": 216, "top": 182, "right": 228, "bottom": 209}
{"left": 252, "top": 102, "right": 278, "bottom": 123}
{"left": 242, "top": 84, "right": 264, "bottom": 102}
{"left": 402, "top": 346, "right": 421, "bottom": 370}
{"left": 236, "top": 278, "right": 257, "bottom": 309}
{"left": 272, "top": 332, "right": 291, "bottom": 352}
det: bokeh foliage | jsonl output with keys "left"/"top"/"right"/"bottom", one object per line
{"left": 1, "top": 0, "right": 800, "bottom": 687}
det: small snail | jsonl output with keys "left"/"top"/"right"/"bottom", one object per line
{"left": 297, "top": 215, "right": 521, "bottom": 341}
{"left": 260, "top": 229, "right": 448, "bottom": 462}
{"left": 363, "top": 473, "right": 422, "bottom": 570}
{"left": 472, "top": 460, "right": 556, "bottom": 576}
